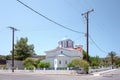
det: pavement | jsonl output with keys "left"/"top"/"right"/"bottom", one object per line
{"left": 91, "top": 69, "right": 117, "bottom": 76}
{"left": 0, "top": 69, "right": 119, "bottom": 80}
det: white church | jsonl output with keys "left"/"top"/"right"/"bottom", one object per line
{"left": 43, "top": 38, "right": 83, "bottom": 69}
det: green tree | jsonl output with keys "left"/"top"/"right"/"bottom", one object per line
{"left": 0, "top": 55, "right": 6, "bottom": 60}
{"left": 108, "top": 51, "right": 116, "bottom": 65}
{"left": 23, "top": 58, "right": 35, "bottom": 70}
{"left": 83, "top": 50, "right": 91, "bottom": 61}
{"left": 68, "top": 59, "right": 89, "bottom": 73}
{"left": 101, "top": 57, "right": 111, "bottom": 67}
{"left": 6, "top": 55, "right": 12, "bottom": 60}
{"left": 34, "top": 59, "right": 41, "bottom": 68}
{"left": 115, "top": 57, "right": 120, "bottom": 67}
{"left": 37, "top": 62, "right": 50, "bottom": 68}
{"left": 14, "top": 37, "right": 35, "bottom": 60}
{"left": 90, "top": 56, "right": 101, "bottom": 68}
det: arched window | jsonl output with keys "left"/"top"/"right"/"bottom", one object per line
{"left": 61, "top": 51, "right": 63, "bottom": 53}
{"left": 65, "top": 60, "right": 67, "bottom": 64}
{"left": 59, "top": 60, "right": 61, "bottom": 64}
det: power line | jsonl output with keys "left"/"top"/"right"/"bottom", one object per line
{"left": 63, "top": 0, "right": 86, "bottom": 25}
{"left": 89, "top": 35, "right": 108, "bottom": 53}
{"left": 17, "top": 0, "right": 85, "bottom": 34}
{"left": 17, "top": 0, "right": 107, "bottom": 55}
{"left": 63, "top": 0, "right": 108, "bottom": 54}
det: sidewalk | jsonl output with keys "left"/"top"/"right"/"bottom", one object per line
{"left": 91, "top": 69, "right": 117, "bottom": 76}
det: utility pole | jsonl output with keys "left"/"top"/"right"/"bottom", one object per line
{"left": 8, "top": 27, "right": 18, "bottom": 72}
{"left": 82, "top": 9, "right": 94, "bottom": 63}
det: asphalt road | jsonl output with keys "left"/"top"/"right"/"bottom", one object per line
{"left": 96, "top": 69, "right": 120, "bottom": 80}
{"left": 0, "top": 69, "right": 120, "bottom": 80}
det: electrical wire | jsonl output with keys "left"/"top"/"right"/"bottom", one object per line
{"left": 17, "top": 0, "right": 85, "bottom": 34}
{"left": 89, "top": 35, "right": 108, "bottom": 53}
{"left": 64, "top": 0, "right": 108, "bottom": 54}
{"left": 63, "top": 0, "right": 86, "bottom": 25}
{"left": 17, "top": 0, "right": 108, "bottom": 54}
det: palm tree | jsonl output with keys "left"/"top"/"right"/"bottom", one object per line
{"left": 108, "top": 51, "right": 116, "bottom": 66}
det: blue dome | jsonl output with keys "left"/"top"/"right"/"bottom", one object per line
{"left": 58, "top": 37, "right": 74, "bottom": 48}
{"left": 61, "top": 37, "right": 71, "bottom": 41}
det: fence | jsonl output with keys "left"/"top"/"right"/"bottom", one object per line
{"left": 0, "top": 67, "right": 113, "bottom": 74}
{"left": 0, "top": 69, "right": 82, "bottom": 75}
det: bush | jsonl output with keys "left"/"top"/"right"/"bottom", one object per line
{"left": 68, "top": 59, "right": 89, "bottom": 73}
{"left": 23, "top": 58, "right": 35, "bottom": 69}
{"left": 26, "top": 65, "right": 35, "bottom": 70}
{"left": 37, "top": 62, "right": 50, "bottom": 68}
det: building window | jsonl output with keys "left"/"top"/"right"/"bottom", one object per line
{"left": 65, "top": 60, "right": 67, "bottom": 64}
{"left": 59, "top": 60, "right": 61, "bottom": 64}
{"left": 61, "top": 51, "right": 63, "bottom": 53}
{"left": 61, "top": 41, "right": 63, "bottom": 47}
{"left": 66, "top": 41, "right": 69, "bottom": 48}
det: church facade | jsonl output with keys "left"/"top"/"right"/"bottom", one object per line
{"left": 43, "top": 38, "right": 83, "bottom": 69}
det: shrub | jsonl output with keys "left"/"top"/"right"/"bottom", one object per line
{"left": 23, "top": 58, "right": 35, "bottom": 69}
{"left": 37, "top": 62, "right": 50, "bottom": 68}
{"left": 68, "top": 59, "right": 89, "bottom": 73}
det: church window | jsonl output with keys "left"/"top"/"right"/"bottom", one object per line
{"left": 61, "top": 41, "right": 63, "bottom": 47}
{"left": 65, "top": 60, "right": 67, "bottom": 64}
{"left": 66, "top": 41, "right": 69, "bottom": 48}
{"left": 59, "top": 60, "right": 61, "bottom": 64}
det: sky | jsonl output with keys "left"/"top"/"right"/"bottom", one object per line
{"left": 0, "top": 0, "right": 120, "bottom": 58}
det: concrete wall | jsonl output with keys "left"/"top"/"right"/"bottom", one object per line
{"left": 6, "top": 60, "right": 24, "bottom": 69}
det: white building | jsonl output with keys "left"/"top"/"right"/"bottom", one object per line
{"left": 44, "top": 38, "right": 83, "bottom": 69}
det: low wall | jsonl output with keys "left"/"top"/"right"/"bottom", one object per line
{"left": 0, "top": 70, "right": 81, "bottom": 75}
{"left": 0, "top": 67, "right": 113, "bottom": 74}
